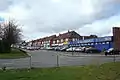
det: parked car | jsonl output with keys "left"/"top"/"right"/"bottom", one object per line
{"left": 54, "top": 47, "right": 61, "bottom": 51}
{"left": 74, "top": 47, "right": 82, "bottom": 52}
{"left": 40, "top": 47, "right": 45, "bottom": 50}
{"left": 27, "top": 47, "right": 35, "bottom": 50}
{"left": 46, "top": 47, "right": 54, "bottom": 50}
{"left": 20, "top": 46, "right": 25, "bottom": 49}
{"left": 105, "top": 48, "right": 120, "bottom": 55}
{"left": 85, "top": 48, "right": 101, "bottom": 53}
{"left": 66, "top": 47, "right": 76, "bottom": 52}
{"left": 60, "top": 47, "right": 69, "bottom": 51}
{"left": 80, "top": 47, "right": 86, "bottom": 52}
{"left": 34, "top": 47, "right": 40, "bottom": 50}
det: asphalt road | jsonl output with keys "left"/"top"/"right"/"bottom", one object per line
{"left": 0, "top": 50, "right": 120, "bottom": 69}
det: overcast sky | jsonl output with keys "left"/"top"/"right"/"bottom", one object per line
{"left": 0, "top": 0, "right": 120, "bottom": 41}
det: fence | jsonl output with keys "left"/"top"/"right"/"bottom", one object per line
{"left": 0, "top": 52, "right": 120, "bottom": 69}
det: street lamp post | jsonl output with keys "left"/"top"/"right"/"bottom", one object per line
{"left": 113, "top": 52, "right": 116, "bottom": 62}
{"left": 72, "top": 45, "right": 73, "bottom": 56}
{"left": 0, "top": 38, "right": 3, "bottom": 52}
{"left": 56, "top": 55, "right": 59, "bottom": 67}
{"left": 29, "top": 55, "right": 32, "bottom": 68}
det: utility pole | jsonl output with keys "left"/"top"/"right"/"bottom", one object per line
{"left": 28, "top": 54, "right": 32, "bottom": 69}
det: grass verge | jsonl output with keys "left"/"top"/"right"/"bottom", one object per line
{"left": 0, "top": 48, "right": 29, "bottom": 59}
{"left": 0, "top": 62, "right": 120, "bottom": 80}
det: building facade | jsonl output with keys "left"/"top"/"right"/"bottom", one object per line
{"left": 24, "top": 27, "right": 120, "bottom": 51}
{"left": 28, "top": 30, "right": 97, "bottom": 49}
{"left": 69, "top": 36, "right": 113, "bottom": 51}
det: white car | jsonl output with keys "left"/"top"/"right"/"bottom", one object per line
{"left": 74, "top": 47, "right": 82, "bottom": 52}
{"left": 106, "top": 48, "right": 113, "bottom": 53}
{"left": 66, "top": 47, "right": 76, "bottom": 52}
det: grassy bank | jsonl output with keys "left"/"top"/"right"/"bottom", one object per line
{"left": 0, "top": 62, "right": 120, "bottom": 80}
{"left": 0, "top": 48, "right": 29, "bottom": 59}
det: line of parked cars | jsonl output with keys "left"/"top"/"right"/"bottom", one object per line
{"left": 46, "top": 46, "right": 101, "bottom": 53}
{"left": 46, "top": 47, "right": 120, "bottom": 55}
{"left": 21, "top": 46, "right": 120, "bottom": 55}
{"left": 20, "top": 46, "right": 40, "bottom": 50}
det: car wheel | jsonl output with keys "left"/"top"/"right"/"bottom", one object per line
{"left": 90, "top": 51, "right": 92, "bottom": 53}
{"left": 105, "top": 52, "right": 107, "bottom": 56}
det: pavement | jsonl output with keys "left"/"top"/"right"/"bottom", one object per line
{"left": 0, "top": 50, "right": 120, "bottom": 69}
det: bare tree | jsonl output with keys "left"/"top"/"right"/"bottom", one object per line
{"left": 0, "top": 24, "right": 3, "bottom": 39}
{"left": 1, "top": 20, "right": 22, "bottom": 52}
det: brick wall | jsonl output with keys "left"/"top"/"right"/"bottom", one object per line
{"left": 113, "top": 27, "right": 120, "bottom": 50}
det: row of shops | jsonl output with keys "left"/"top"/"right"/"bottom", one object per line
{"left": 40, "top": 36, "right": 113, "bottom": 51}
{"left": 26, "top": 36, "right": 113, "bottom": 51}
{"left": 25, "top": 27, "right": 120, "bottom": 51}
{"left": 68, "top": 36, "right": 113, "bottom": 51}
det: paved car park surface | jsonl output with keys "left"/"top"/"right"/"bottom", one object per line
{"left": 0, "top": 50, "right": 120, "bottom": 69}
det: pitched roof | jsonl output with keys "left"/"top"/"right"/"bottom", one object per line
{"left": 58, "top": 31, "right": 81, "bottom": 39}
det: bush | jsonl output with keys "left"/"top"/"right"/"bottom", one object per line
{"left": 0, "top": 40, "right": 11, "bottom": 53}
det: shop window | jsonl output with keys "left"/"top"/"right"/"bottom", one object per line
{"left": 72, "top": 38, "right": 75, "bottom": 41}
{"left": 102, "top": 42, "right": 105, "bottom": 44}
{"left": 57, "top": 40, "right": 59, "bottom": 43}
{"left": 91, "top": 43, "right": 93, "bottom": 45}
{"left": 65, "top": 38, "right": 68, "bottom": 41}
{"left": 61, "top": 39, "right": 63, "bottom": 42}
{"left": 106, "top": 42, "right": 109, "bottom": 44}
{"left": 53, "top": 41, "right": 55, "bottom": 44}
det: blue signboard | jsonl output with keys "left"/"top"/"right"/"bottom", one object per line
{"left": 69, "top": 36, "right": 112, "bottom": 46}
{"left": 95, "top": 36, "right": 112, "bottom": 42}
{"left": 77, "top": 39, "right": 94, "bottom": 43}
{"left": 84, "top": 39, "right": 94, "bottom": 43}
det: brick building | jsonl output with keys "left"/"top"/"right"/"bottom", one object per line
{"left": 54, "top": 31, "right": 81, "bottom": 46}
{"left": 113, "top": 27, "right": 120, "bottom": 50}
{"left": 26, "top": 27, "right": 120, "bottom": 51}
{"left": 27, "top": 30, "right": 98, "bottom": 49}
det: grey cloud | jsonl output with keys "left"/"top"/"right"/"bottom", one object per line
{"left": 0, "top": 0, "right": 12, "bottom": 11}
{"left": 1, "top": 0, "right": 120, "bottom": 40}
{"left": 19, "top": 0, "right": 120, "bottom": 33}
